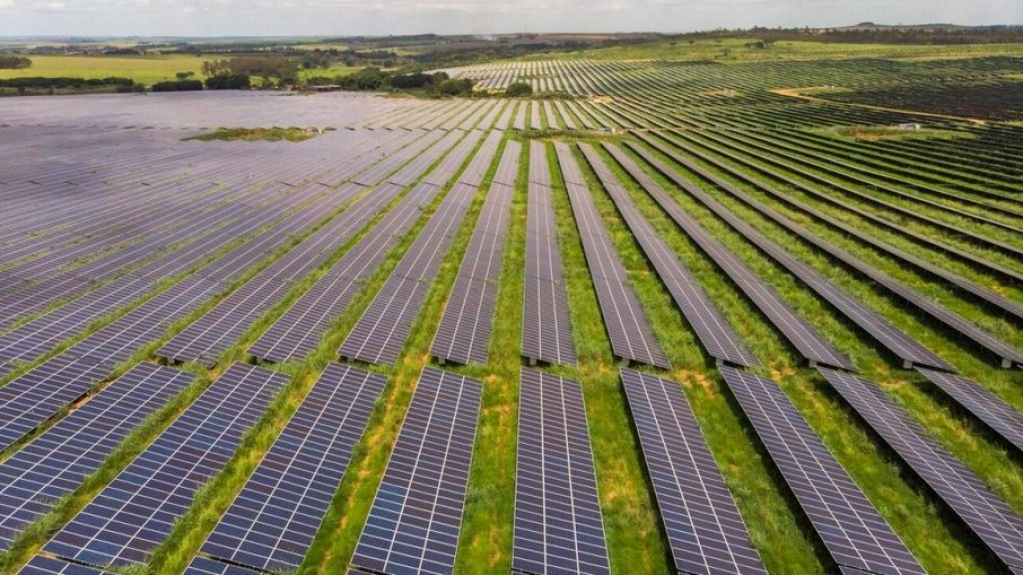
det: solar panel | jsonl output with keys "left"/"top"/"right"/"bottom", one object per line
{"left": 719, "top": 366, "right": 925, "bottom": 575}
{"left": 621, "top": 142, "right": 854, "bottom": 371}
{"left": 349, "top": 367, "right": 482, "bottom": 575}
{"left": 198, "top": 363, "right": 386, "bottom": 572}
{"left": 431, "top": 142, "right": 520, "bottom": 366}
{"left": 0, "top": 355, "right": 110, "bottom": 453}
{"left": 338, "top": 165, "right": 490, "bottom": 366}
{"left": 157, "top": 181, "right": 392, "bottom": 367}
{"left": 819, "top": 366, "right": 1023, "bottom": 574}
{"left": 246, "top": 182, "right": 441, "bottom": 364}
{"left": 183, "top": 557, "right": 262, "bottom": 575}
{"left": 555, "top": 142, "right": 670, "bottom": 369}
{"left": 916, "top": 367, "right": 1023, "bottom": 453}
{"left": 512, "top": 368, "right": 610, "bottom": 575}
{"left": 18, "top": 556, "right": 112, "bottom": 575}
{"left": 622, "top": 140, "right": 953, "bottom": 372}
{"left": 620, "top": 368, "right": 766, "bottom": 575}
{"left": 586, "top": 143, "right": 758, "bottom": 368}
{"left": 43, "top": 363, "right": 288, "bottom": 568}
{"left": 0, "top": 364, "right": 194, "bottom": 551}
{"left": 521, "top": 142, "right": 576, "bottom": 367}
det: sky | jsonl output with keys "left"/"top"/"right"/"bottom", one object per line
{"left": 0, "top": 0, "right": 1019, "bottom": 37}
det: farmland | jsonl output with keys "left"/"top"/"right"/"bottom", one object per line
{"left": 0, "top": 48, "right": 1021, "bottom": 575}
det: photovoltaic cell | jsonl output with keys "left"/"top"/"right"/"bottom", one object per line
{"left": 620, "top": 368, "right": 766, "bottom": 575}
{"left": 0, "top": 363, "right": 194, "bottom": 551}
{"left": 198, "top": 363, "right": 386, "bottom": 572}
{"left": 349, "top": 367, "right": 481, "bottom": 575}
{"left": 719, "top": 366, "right": 925, "bottom": 575}
{"left": 917, "top": 367, "right": 1023, "bottom": 453}
{"left": 820, "top": 366, "right": 1023, "bottom": 574}
{"left": 43, "top": 363, "right": 288, "bottom": 568}
{"left": 513, "top": 368, "right": 610, "bottom": 575}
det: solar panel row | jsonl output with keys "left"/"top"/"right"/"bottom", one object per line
{"left": 0, "top": 356, "right": 110, "bottom": 453}
{"left": 349, "top": 367, "right": 482, "bottom": 575}
{"left": 719, "top": 366, "right": 926, "bottom": 575}
{"left": 916, "top": 367, "right": 1023, "bottom": 453}
{"left": 819, "top": 367, "right": 1023, "bottom": 574}
{"left": 587, "top": 143, "right": 758, "bottom": 368}
{"left": 555, "top": 142, "right": 670, "bottom": 369}
{"left": 619, "top": 141, "right": 854, "bottom": 371}
{"left": 196, "top": 363, "right": 386, "bottom": 572}
{"left": 339, "top": 132, "right": 498, "bottom": 366}
{"left": 156, "top": 179, "right": 403, "bottom": 366}
{"left": 640, "top": 133, "right": 1023, "bottom": 369}
{"left": 619, "top": 141, "right": 953, "bottom": 373}
{"left": 620, "top": 368, "right": 766, "bottom": 575}
{"left": 431, "top": 140, "right": 521, "bottom": 365}
{"left": 43, "top": 363, "right": 288, "bottom": 568}
{"left": 0, "top": 364, "right": 194, "bottom": 551}
{"left": 521, "top": 141, "right": 576, "bottom": 367}
{"left": 513, "top": 368, "right": 610, "bottom": 575}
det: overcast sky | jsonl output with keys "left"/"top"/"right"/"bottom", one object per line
{"left": 0, "top": 0, "right": 1019, "bottom": 37}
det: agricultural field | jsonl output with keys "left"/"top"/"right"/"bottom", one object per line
{"left": 0, "top": 49, "right": 1021, "bottom": 575}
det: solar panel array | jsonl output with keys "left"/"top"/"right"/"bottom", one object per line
{"left": 620, "top": 368, "right": 766, "bottom": 575}
{"left": 339, "top": 134, "right": 499, "bottom": 366}
{"left": 638, "top": 133, "right": 1023, "bottom": 369}
{"left": 554, "top": 142, "right": 670, "bottom": 369}
{"left": 819, "top": 367, "right": 1023, "bottom": 574}
{"left": 197, "top": 363, "right": 386, "bottom": 572}
{"left": 431, "top": 141, "right": 520, "bottom": 365}
{"left": 0, "top": 364, "right": 194, "bottom": 551}
{"left": 513, "top": 368, "right": 611, "bottom": 575}
{"left": 246, "top": 180, "right": 434, "bottom": 364}
{"left": 719, "top": 366, "right": 926, "bottom": 575}
{"left": 0, "top": 356, "right": 110, "bottom": 453}
{"left": 19, "top": 556, "right": 112, "bottom": 575}
{"left": 43, "top": 363, "right": 288, "bottom": 568}
{"left": 156, "top": 181, "right": 397, "bottom": 366}
{"left": 916, "top": 367, "right": 1023, "bottom": 453}
{"left": 349, "top": 367, "right": 482, "bottom": 575}
{"left": 619, "top": 142, "right": 952, "bottom": 373}
{"left": 620, "top": 142, "right": 855, "bottom": 371}
{"left": 522, "top": 141, "right": 577, "bottom": 367}
{"left": 586, "top": 143, "right": 758, "bottom": 368}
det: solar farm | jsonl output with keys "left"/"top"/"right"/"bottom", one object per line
{"left": 0, "top": 54, "right": 1021, "bottom": 575}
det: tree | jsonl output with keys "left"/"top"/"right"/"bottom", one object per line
{"left": 505, "top": 82, "right": 533, "bottom": 97}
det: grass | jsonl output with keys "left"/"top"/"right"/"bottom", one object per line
{"left": 183, "top": 126, "right": 327, "bottom": 142}
{"left": 0, "top": 54, "right": 204, "bottom": 85}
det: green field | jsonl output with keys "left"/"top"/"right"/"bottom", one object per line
{"left": 0, "top": 54, "right": 204, "bottom": 85}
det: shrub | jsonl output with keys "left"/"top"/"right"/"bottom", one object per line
{"left": 505, "top": 82, "right": 533, "bottom": 97}
{"left": 151, "top": 79, "right": 203, "bottom": 92}
{"left": 205, "top": 74, "right": 251, "bottom": 90}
